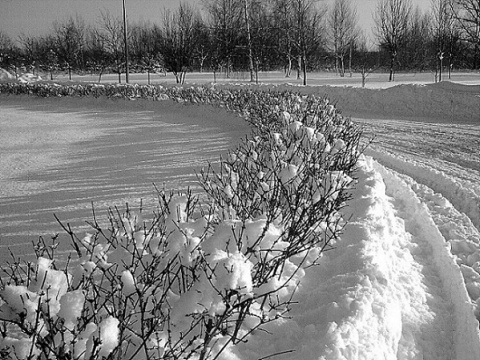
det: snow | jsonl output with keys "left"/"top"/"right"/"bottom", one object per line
{"left": 1, "top": 74, "right": 480, "bottom": 359}
{"left": 96, "top": 316, "right": 120, "bottom": 358}
{"left": 374, "top": 162, "right": 480, "bottom": 360}
{"left": 230, "top": 152, "right": 480, "bottom": 360}
{"left": 0, "top": 68, "right": 15, "bottom": 80}
{"left": 0, "top": 95, "right": 249, "bottom": 258}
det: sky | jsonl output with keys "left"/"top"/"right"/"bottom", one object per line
{"left": 0, "top": 0, "right": 431, "bottom": 45}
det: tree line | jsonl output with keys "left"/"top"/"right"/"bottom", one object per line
{"left": 0, "top": 0, "right": 478, "bottom": 84}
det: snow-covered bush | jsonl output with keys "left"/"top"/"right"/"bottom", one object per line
{"left": 0, "top": 85, "right": 364, "bottom": 360}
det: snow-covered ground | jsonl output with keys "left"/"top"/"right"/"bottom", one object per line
{"left": 63, "top": 70, "right": 480, "bottom": 89}
{"left": 1, "top": 73, "right": 480, "bottom": 359}
{"left": 0, "top": 96, "right": 249, "bottom": 259}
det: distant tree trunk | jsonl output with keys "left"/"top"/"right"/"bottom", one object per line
{"left": 328, "top": 0, "right": 359, "bottom": 78}
{"left": 285, "top": 55, "right": 292, "bottom": 77}
{"left": 117, "top": 61, "right": 122, "bottom": 83}
{"left": 227, "top": 58, "right": 231, "bottom": 78}
{"left": 243, "top": 0, "right": 255, "bottom": 82}
{"left": 389, "top": 51, "right": 396, "bottom": 81}
{"left": 199, "top": 56, "right": 206, "bottom": 73}
{"left": 302, "top": 53, "right": 307, "bottom": 85}
{"left": 373, "top": 0, "right": 411, "bottom": 83}
{"left": 297, "top": 55, "right": 302, "bottom": 79}
{"left": 339, "top": 55, "right": 345, "bottom": 76}
{"left": 349, "top": 41, "right": 353, "bottom": 77}
{"left": 335, "top": 48, "right": 339, "bottom": 74}
{"left": 174, "top": 70, "right": 187, "bottom": 84}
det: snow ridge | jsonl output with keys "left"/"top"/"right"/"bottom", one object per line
{"left": 232, "top": 154, "right": 480, "bottom": 359}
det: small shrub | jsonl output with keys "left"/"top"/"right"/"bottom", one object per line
{"left": 0, "top": 83, "right": 365, "bottom": 360}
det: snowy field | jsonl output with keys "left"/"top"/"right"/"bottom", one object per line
{"left": 0, "top": 96, "right": 249, "bottom": 258}
{"left": 66, "top": 70, "right": 480, "bottom": 89}
{"left": 1, "top": 72, "right": 480, "bottom": 359}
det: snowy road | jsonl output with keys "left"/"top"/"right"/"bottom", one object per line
{"left": 363, "top": 119, "right": 480, "bottom": 359}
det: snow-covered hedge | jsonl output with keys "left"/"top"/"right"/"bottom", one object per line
{"left": 0, "top": 83, "right": 365, "bottom": 360}
{"left": 0, "top": 81, "right": 169, "bottom": 99}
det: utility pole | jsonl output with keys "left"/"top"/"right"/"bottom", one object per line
{"left": 122, "top": 0, "right": 129, "bottom": 83}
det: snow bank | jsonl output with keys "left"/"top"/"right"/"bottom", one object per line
{"left": 230, "top": 156, "right": 399, "bottom": 359}
{"left": 230, "top": 155, "right": 444, "bottom": 359}
{"left": 219, "top": 81, "right": 480, "bottom": 123}
{"left": 0, "top": 68, "right": 15, "bottom": 80}
{"left": 315, "top": 82, "right": 480, "bottom": 123}
{"left": 18, "top": 73, "right": 42, "bottom": 83}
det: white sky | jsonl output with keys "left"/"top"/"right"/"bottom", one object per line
{"left": 0, "top": 0, "right": 431, "bottom": 45}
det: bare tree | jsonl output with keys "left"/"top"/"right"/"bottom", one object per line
{"left": 0, "top": 31, "right": 13, "bottom": 54}
{"left": 129, "top": 22, "right": 163, "bottom": 83}
{"left": 272, "top": 0, "right": 295, "bottom": 77}
{"left": 431, "top": 0, "right": 455, "bottom": 79}
{"left": 191, "top": 17, "right": 211, "bottom": 73}
{"left": 18, "top": 34, "right": 40, "bottom": 74}
{"left": 373, "top": 0, "right": 412, "bottom": 81}
{"left": 0, "top": 31, "right": 17, "bottom": 76}
{"left": 53, "top": 16, "right": 86, "bottom": 80}
{"left": 291, "top": 0, "right": 326, "bottom": 85}
{"left": 401, "top": 6, "right": 431, "bottom": 71}
{"left": 97, "top": 10, "right": 126, "bottom": 83}
{"left": 204, "top": 0, "right": 242, "bottom": 77}
{"left": 84, "top": 27, "right": 110, "bottom": 82}
{"left": 243, "top": 0, "right": 256, "bottom": 82}
{"left": 328, "top": 0, "right": 359, "bottom": 77}
{"left": 451, "top": 0, "right": 480, "bottom": 67}
{"left": 37, "top": 35, "right": 59, "bottom": 79}
{"left": 159, "top": 2, "right": 200, "bottom": 84}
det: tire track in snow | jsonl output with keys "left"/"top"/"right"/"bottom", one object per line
{"left": 368, "top": 147, "right": 480, "bottom": 232}
{"left": 374, "top": 161, "right": 480, "bottom": 360}
{"left": 358, "top": 117, "right": 480, "bottom": 232}
{"left": 387, "top": 165, "right": 480, "bottom": 325}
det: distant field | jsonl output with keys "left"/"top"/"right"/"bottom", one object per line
{"left": 49, "top": 70, "right": 480, "bottom": 88}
